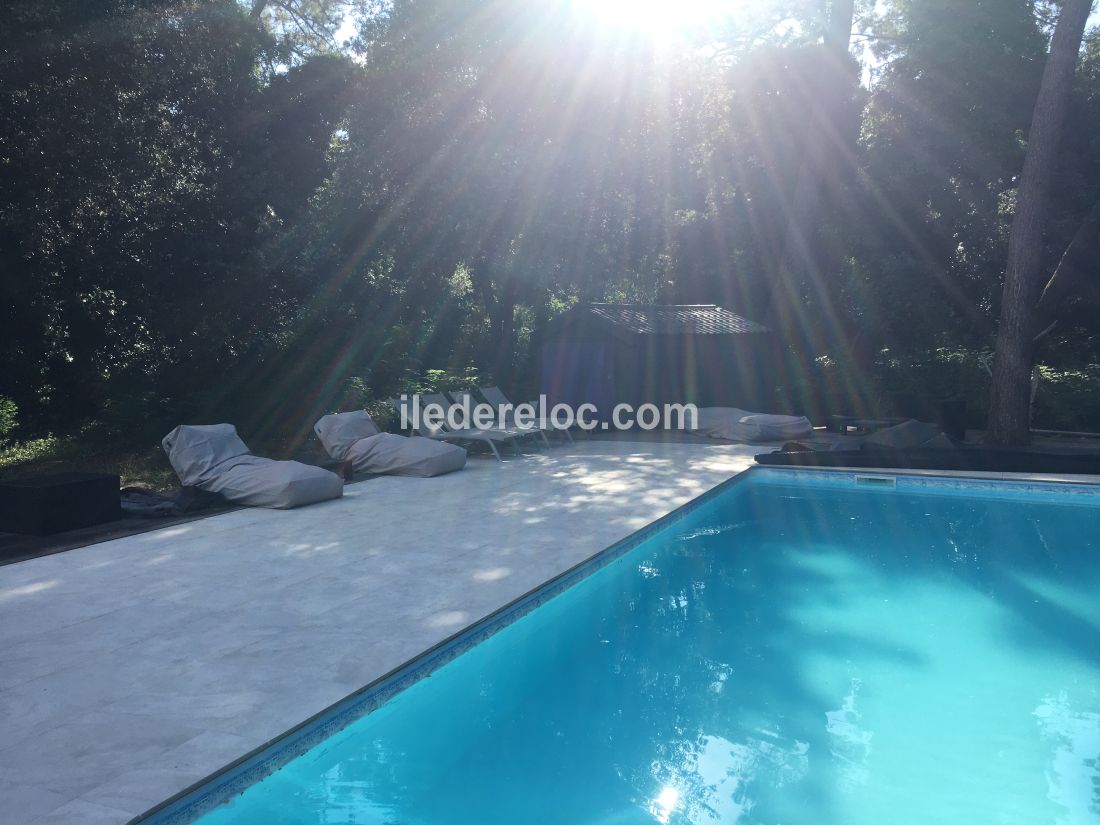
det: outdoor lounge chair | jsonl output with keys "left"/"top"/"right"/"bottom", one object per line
{"left": 314, "top": 411, "right": 466, "bottom": 477}
{"left": 423, "top": 393, "right": 529, "bottom": 457}
{"left": 449, "top": 391, "right": 550, "bottom": 449}
{"left": 479, "top": 385, "right": 574, "bottom": 444}
{"left": 162, "top": 423, "right": 343, "bottom": 509}
{"left": 392, "top": 396, "right": 522, "bottom": 461}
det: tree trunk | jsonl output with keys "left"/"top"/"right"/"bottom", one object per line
{"left": 986, "top": 0, "right": 1092, "bottom": 445}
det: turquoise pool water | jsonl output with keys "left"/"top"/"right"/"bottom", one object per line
{"left": 193, "top": 472, "right": 1100, "bottom": 825}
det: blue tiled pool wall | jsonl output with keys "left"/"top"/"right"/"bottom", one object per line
{"left": 133, "top": 466, "right": 1100, "bottom": 825}
{"left": 751, "top": 466, "right": 1100, "bottom": 505}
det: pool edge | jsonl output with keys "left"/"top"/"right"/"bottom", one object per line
{"left": 750, "top": 465, "right": 1100, "bottom": 502}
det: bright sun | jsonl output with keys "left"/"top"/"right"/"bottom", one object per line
{"left": 571, "top": 0, "right": 737, "bottom": 38}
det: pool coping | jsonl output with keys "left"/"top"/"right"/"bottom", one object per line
{"left": 749, "top": 465, "right": 1100, "bottom": 505}
{"left": 128, "top": 464, "right": 1100, "bottom": 824}
{"left": 755, "top": 463, "right": 1100, "bottom": 484}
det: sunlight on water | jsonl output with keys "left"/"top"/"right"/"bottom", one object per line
{"left": 196, "top": 480, "right": 1100, "bottom": 825}
{"left": 649, "top": 786, "right": 680, "bottom": 823}
{"left": 1035, "top": 693, "right": 1100, "bottom": 825}
{"left": 824, "top": 679, "right": 872, "bottom": 791}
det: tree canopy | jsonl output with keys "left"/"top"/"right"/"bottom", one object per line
{"left": 3, "top": 0, "right": 1100, "bottom": 447}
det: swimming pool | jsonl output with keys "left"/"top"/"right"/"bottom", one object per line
{"left": 146, "top": 469, "right": 1100, "bottom": 824}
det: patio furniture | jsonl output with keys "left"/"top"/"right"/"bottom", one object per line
{"left": 162, "top": 424, "right": 344, "bottom": 509}
{"left": 449, "top": 391, "right": 550, "bottom": 449}
{"left": 480, "top": 385, "right": 574, "bottom": 443}
{"left": 694, "top": 408, "right": 813, "bottom": 442}
{"left": 0, "top": 472, "right": 121, "bottom": 535}
{"left": 392, "top": 396, "right": 521, "bottom": 461}
{"left": 314, "top": 411, "right": 466, "bottom": 477}
{"left": 424, "top": 393, "right": 529, "bottom": 457}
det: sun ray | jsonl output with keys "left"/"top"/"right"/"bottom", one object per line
{"left": 570, "top": 0, "right": 742, "bottom": 41}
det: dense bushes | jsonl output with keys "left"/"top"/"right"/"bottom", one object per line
{"left": 0, "top": 398, "right": 16, "bottom": 445}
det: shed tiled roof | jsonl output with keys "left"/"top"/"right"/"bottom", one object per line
{"left": 587, "top": 304, "right": 769, "bottom": 335}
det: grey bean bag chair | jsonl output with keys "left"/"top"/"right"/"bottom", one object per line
{"left": 314, "top": 411, "right": 466, "bottom": 477}
{"left": 694, "top": 408, "right": 813, "bottom": 442}
{"left": 162, "top": 424, "right": 343, "bottom": 509}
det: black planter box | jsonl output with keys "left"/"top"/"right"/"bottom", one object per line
{"left": 0, "top": 472, "right": 122, "bottom": 535}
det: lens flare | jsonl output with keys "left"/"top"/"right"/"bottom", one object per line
{"left": 572, "top": 0, "right": 737, "bottom": 39}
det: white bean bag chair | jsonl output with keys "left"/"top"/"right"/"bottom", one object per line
{"left": 162, "top": 424, "right": 343, "bottom": 509}
{"left": 314, "top": 411, "right": 466, "bottom": 477}
{"left": 694, "top": 407, "right": 813, "bottom": 443}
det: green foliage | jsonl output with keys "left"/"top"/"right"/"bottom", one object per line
{"left": 853, "top": 0, "right": 1048, "bottom": 355}
{"left": 247, "top": 0, "right": 376, "bottom": 64}
{"left": 0, "top": 432, "right": 179, "bottom": 490}
{"left": 775, "top": 348, "right": 995, "bottom": 426}
{"left": 330, "top": 376, "right": 396, "bottom": 429}
{"left": 397, "top": 367, "right": 482, "bottom": 396}
{"left": 867, "top": 350, "right": 993, "bottom": 425}
{"left": 3, "top": 0, "right": 1100, "bottom": 451}
{"left": 0, "top": 435, "right": 62, "bottom": 469}
{"left": 1033, "top": 365, "right": 1100, "bottom": 432}
{"left": 328, "top": 367, "right": 481, "bottom": 432}
{"left": 0, "top": 397, "right": 16, "bottom": 444}
{"left": 1, "top": 0, "right": 360, "bottom": 437}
